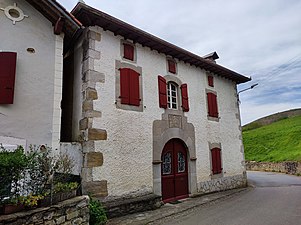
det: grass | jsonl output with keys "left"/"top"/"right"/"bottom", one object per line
{"left": 243, "top": 115, "right": 301, "bottom": 162}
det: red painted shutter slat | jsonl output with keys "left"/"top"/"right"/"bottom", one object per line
{"left": 129, "top": 69, "right": 140, "bottom": 106}
{"left": 124, "top": 44, "right": 134, "bottom": 61}
{"left": 0, "top": 52, "right": 17, "bottom": 104}
{"left": 120, "top": 68, "right": 130, "bottom": 104}
{"left": 181, "top": 84, "right": 189, "bottom": 112}
{"left": 158, "top": 75, "right": 167, "bottom": 108}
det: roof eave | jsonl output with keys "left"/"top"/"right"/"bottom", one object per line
{"left": 25, "top": 0, "right": 82, "bottom": 38}
{"left": 72, "top": 3, "right": 251, "bottom": 84}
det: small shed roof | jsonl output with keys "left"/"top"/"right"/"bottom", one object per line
{"left": 72, "top": 3, "right": 251, "bottom": 84}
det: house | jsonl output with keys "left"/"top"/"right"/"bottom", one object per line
{"left": 66, "top": 2, "right": 251, "bottom": 207}
{"left": 1, "top": 0, "right": 251, "bottom": 215}
{"left": 0, "top": 0, "right": 81, "bottom": 151}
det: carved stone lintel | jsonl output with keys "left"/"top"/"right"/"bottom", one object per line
{"left": 168, "top": 114, "right": 182, "bottom": 128}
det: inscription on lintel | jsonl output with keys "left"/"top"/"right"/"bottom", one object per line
{"left": 168, "top": 114, "right": 182, "bottom": 128}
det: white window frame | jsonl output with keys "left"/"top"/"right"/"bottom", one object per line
{"left": 167, "top": 82, "right": 178, "bottom": 110}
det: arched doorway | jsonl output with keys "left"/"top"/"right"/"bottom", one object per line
{"left": 161, "top": 138, "right": 189, "bottom": 203}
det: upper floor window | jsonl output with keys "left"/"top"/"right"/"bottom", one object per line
{"left": 123, "top": 43, "right": 134, "bottom": 61}
{"left": 167, "top": 82, "right": 178, "bottom": 109}
{"left": 207, "top": 92, "right": 218, "bottom": 118}
{"left": 167, "top": 59, "right": 177, "bottom": 74}
{"left": 208, "top": 75, "right": 214, "bottom": 87}
{"left": 119, "top": 68, "right": 140, "bottom": 106}
{"left": 158, "top": 75, "right": 189, "bottom": 112}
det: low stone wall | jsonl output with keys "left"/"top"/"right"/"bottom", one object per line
{"left": 197, "top": 173, "right": 247, "bottom": 194}
{"left": 103, "top": 194, "right": 162, "bottom": 218}
{"left": 246, "top": 161, "right": 301, "bottom": 175}
{"left": 0, "top": 196, "right": 89, "bottom": 225}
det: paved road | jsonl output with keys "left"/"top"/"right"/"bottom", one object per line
{"left": 160, "top": 171, "right": 301, "bottom": 225}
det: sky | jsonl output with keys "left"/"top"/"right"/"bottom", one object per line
{"left": 60, "top": 0, "right": 301, "bottom": 125}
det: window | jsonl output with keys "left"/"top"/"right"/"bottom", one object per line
{"left": 208, "top": 75, "right": 214, "bottom": 87}
{"left": 211, "top": 147, "right": 222, "bottom": 175}
{"left": 0, "top": 52, "right": 17, "bottom": 104}
{"left": 162, "top": 152, "right": 172, "bottom": 175}
{"left": 167, "top": 82, "right": 178, "bottom": 109}
{"left": 207, "top": 92, "right": 218, "bottom": 118}
{"left": 167, "top": 59, "right": 176, "bottom": 74}
{"left": 158, "top": 76, "right": 189, "bottom": 112}
{"left": 119, "top": 68, "right": 140, "bottom": 106}
{"left": 123, "top": 43, "right": 134, "bottom": 61}
{"left": 178, "top": 152, "right": 185, "bottom": 173}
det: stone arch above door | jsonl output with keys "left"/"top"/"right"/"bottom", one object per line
{"left": 153, "top": 113, "right": 196, "bottom": 163}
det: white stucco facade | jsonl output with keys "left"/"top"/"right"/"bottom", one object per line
{"left": 0, "top": 0, "right": 63, "bottom": 150}
{"left": 74, "top": 26, "right": 246, "bottom": 199}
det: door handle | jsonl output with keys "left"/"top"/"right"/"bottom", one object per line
{"left": 5, "top": 87, "right": 13, "bottom": 90}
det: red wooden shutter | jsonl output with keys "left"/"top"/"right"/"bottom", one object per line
{"left": 211, "top": 148, "right": 222, "bottom": 174}
{"left": 0, "top": 52, "right": 17, "bottom": 104}
{"left": 168, "top": 60, "right": 176, "bottom": 74}
{"left": 158, "top": 75, "right": 167, "bottom": 108}
{"left": 208, "top": 75, "right": 214, "bottom": 87}
{"left": 212, "top": 93, "right": 218, "bottom": 117}
{"left": 211, "top": 148, "right": 217, "bottom": 174}
{"left": 217, "top": 148, "right": 222, "bottom": 173}
{"left": 129, "top": 69, "right": 140, "bottom": 106}
{"left": 123, "top": 44, "right": 134, "bottom": 61}
{"left": 207, "top": 93, "right": 213, "bottom": 117}
{"left": 181, "top": 84, "right": 189, "bottom": 112}
{"left": 207, "top": 92, "right": 218, "bottom": 118}
{"left": 120, "top": 68, "right": 130, "bottom": 104}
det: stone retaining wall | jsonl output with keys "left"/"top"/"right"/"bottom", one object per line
{"left": 103, "top": 194, "right": 162, "bottom": 218}
{"left": 198, "top": 174, "right": 247, "bottom": 194}
{"left": 0, "top": 196, "right": 89, "bottom": 225}
{"left": 246, "top": 161, "right": 301, "bottom": 175}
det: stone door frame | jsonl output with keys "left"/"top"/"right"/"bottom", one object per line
{"left": 152, "top": 110, "right": 197, "bottom": 197}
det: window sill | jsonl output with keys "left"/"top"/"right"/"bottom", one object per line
{"left": 207, "top": 115, "right": 220, "bottom": 122}
{"left": 210, "top": 172, "right": 223, "bottom": 179}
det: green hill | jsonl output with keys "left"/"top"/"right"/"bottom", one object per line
{"left": 243, "top": 114, "right": 301, "bottom": 162}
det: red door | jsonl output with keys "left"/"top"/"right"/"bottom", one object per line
{"left": 161, "top": 139, "right": 189, "bottom": 203}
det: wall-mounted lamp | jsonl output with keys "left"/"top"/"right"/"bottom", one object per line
{"left": 237, "top": 83, "right": 258, "bottom": 102}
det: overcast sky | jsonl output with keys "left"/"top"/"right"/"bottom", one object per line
{"left": 60, "top": 0, "right": 301, "bottom": 125}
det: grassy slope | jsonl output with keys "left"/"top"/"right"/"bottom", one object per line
{"left": 243, "top": 115, "right": 301, "bottom": 162}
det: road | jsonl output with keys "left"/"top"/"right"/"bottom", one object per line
{"left": 159, "top": 171, "right": 301, "bottom": 225}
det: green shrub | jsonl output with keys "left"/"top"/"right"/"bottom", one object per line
{"left": 0, "top": 146, "right": 30, "bottom": 201}
{"left": 89, "top": 197, "right": 107, "bottom": 225}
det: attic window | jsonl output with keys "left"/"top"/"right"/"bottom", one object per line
{"left": 1, "top": 3, "right": 29, "bottom": 25}
{"left": 167, "top": 59, "right": 176, "bottom": 74}
{"left": 123, "top": 43, "right": 134, "bottom": 61}
{"left": 208, "top": 75, "right": 214, "bottom": 87}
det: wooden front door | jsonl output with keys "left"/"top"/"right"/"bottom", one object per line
{"left": 161, "top": 139, "right": 189, "bottom": 203}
